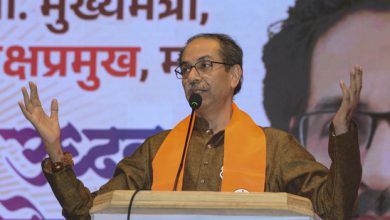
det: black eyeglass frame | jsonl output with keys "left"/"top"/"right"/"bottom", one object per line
{"left": 297, "top": 110, "right": 390, "bottom": 150}
{"left": 174, "top": 60, "right": 234, "bottom": 79}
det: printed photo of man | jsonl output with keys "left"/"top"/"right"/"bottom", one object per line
{"left": 263, "top": 0, "right": 390, "bottom": 218}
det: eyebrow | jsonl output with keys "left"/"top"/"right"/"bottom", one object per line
{"left": 197, "top": 55, "right": 213, "bottom": 61}
{"left": 181, "top": 55, "right": 214, "bottom": 65}
{"left": 314, "top": 96, "right": 368, "bottom": 111}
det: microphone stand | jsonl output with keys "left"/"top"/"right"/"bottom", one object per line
{"left": 172, "top": 108, "right": 196, "bottom": 191}
{"left": 172, "top": 93, "right": 201, "bottom": 191}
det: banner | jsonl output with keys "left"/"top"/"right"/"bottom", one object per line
{"left": 1, "top": 0, "right": 389, "bottom": 219}
{"left": 0, "top": 1, "right": 293, "bottom": 219}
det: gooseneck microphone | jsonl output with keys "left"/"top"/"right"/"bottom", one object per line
{"left": 173, "top": 93, "right": 202, "bottom": 191}
{"left": 189, "top": 93, "right": 202, "bottom": 110}
{"left": 128, "top": 94, "right": 202, "bottom": 219}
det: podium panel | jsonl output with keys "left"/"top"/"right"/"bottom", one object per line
{"left": 90, "top": 191, "right": 314, "bottom": 220}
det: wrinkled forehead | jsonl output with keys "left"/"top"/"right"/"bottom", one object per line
{"left": 182, "top": 38, "right": 222, "bottom": 63}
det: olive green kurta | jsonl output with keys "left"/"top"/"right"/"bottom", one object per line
{"left": 42, "top": 118, "right": 361, "bottom": 220}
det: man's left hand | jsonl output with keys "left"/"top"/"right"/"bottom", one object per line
{"left": 332, "top": 66, "right": 363, "bottom": 135}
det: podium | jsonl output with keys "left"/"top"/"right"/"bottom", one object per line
{"left": 90, "top": 190, "right": 314, "bottom": 220}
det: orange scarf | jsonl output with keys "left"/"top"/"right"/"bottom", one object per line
{"left": 152, "top": 103, "right": 266, "bottom": 192}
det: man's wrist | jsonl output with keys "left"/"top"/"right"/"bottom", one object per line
{"left": 49, "top": 151, "right": 64, "bottom": 163}
{"left": 43, "top": 152, "right": 74, "bottom": 173}
{"left": 51, "top": 161, "right": 64, "bottom": 172}
{"left": 332, "top": 120, "right": 349, "bottom": 136}
{"left": 45, "top": 141, "right": 63, "bottom": 163}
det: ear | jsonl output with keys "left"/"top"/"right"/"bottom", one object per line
{"left": 230, "top": 64, "right": 242, "bottom": 89}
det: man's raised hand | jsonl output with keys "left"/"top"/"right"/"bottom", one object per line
{"left": 332, "top": 66, "right": 363, "bottom": 135}
{"left": 18, "top": 81, "right": 63, "bottom": 162}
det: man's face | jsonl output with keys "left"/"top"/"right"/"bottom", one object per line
{"left": 306, "top": 10, "right": 390, "bottom": 218}
{"left": 180, "top": 37, "right": 238, "bottom": 114}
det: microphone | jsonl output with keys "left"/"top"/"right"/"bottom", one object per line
{"left": 172, "top": 93, "right": 202, "bottom": 191}
{"left": 189, "top": 93, "right": 202, "bottom": 109}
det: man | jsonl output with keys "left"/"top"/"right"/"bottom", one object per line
{"left": 19, "top": 33, "right": 362, "bottom": 219}
{"left": 263, "top": 0, "right": 390, "bottom": 218}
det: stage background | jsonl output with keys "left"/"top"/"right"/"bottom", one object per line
{"left": 1, "top": 0, "right": 388, "bottom": 219}
{"left": 0, "top": 1, "right": 293, "bottom": 218}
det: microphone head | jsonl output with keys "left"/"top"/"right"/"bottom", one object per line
{"left": 189, "top": 93, "right": 202, "bottom": 110}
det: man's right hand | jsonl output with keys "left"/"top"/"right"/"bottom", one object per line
{"left": 18, "top": 81, "right": 63, "bottom": 162}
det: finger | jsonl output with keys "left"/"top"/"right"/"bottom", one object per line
{"left": 18, "top": 101, "right": 32, "bottom": 121}
{"left": 354, "top": 66, "right": 362, "bottom": 101}
{"left": 29, "top": 81, "right": 42, "bottom": 107}
{"left": 351, "top": 66, "right": 361, "bottom": 105}
{"left": 357, "top": 66, "right": 363, "bottom": 103}
{"left": 339, "top": 79, "right": 354, "bottom": 120}
{"left": 349, "top": 67, "right": 358, "bottom": 104}
{"left": 21, "top": 86, "right": 30, "bottom": 106}
{"left": 50, "top": 98, "right": 59, "bottom": 120}
{"left": 21, "top": 87, "right": 33, "bottom": 112}
{"left": 340, "top": 80, "right": 349, "bottom": 98}
{"left": 352, "top": 66, "right": 357, "bottom": 92}
{"left": 340, "top": 79, "right": 350, "bottom": 108}
{"left": 357, "top": 66, "right": 363, "bottom": 93}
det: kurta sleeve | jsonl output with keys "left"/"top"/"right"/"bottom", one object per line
{"left": 265, "top": 122, "right": 361, "bottom": 219}
{"left": 42, "top": 131, "right": 169, "bottom": 220}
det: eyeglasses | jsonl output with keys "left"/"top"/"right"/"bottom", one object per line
{"left": 298, "top": 110, "right": 390, "bottom": 151}
{"left": 174, "top": 60, "right": 233, "bottom": 79}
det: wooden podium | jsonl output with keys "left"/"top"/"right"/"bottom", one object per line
{"left": 90, "top": 190, "right": 314, "bottom": 220}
